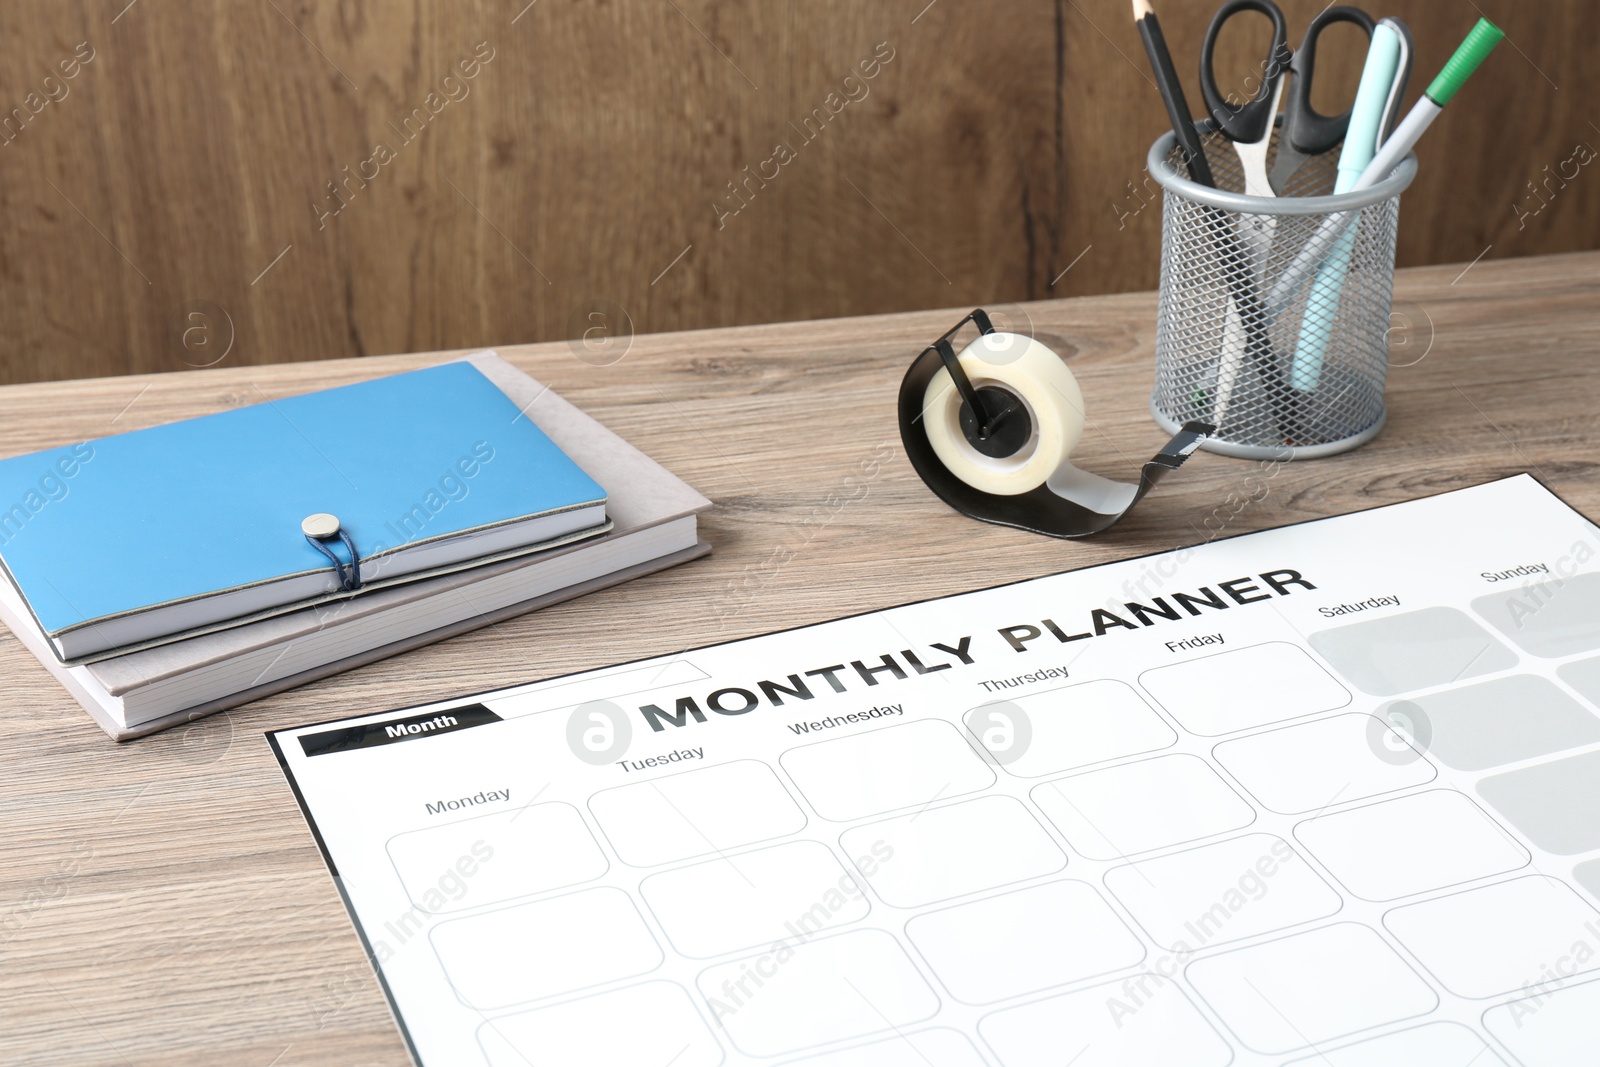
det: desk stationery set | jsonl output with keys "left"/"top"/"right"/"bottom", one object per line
{"left": 29, "top": 10, "right": 1600, "bottom": 1067}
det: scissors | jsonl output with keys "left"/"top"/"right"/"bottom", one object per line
{"left": 1268, "top": 8, "right": 1413, "bottom": 194}
{"left": 1199, "top": 0, "right": 1297, "bottom": 199}
{"left": 1201, "top": 2, "right": 1401, "bottom": 199}
{"left": 1196, "top": 0, "right": 1321, "bottom": 430}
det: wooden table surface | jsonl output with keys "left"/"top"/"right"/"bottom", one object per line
{"left": 1, "top": 250, "right": 1596, "bottom": 1065}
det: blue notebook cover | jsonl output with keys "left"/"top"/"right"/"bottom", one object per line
{"left": 0, "top": 362, "right": 607, "bottom": 657}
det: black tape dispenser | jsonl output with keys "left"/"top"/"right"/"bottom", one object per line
{"left": 897, "top": 309, "right": 1214, "bottom": 538}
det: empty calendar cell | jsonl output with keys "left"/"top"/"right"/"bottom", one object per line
{"left": 839, "top": 795, "right": 1067, "bottom": 908}
{"left": 385, "top": 802, "right": 607, "bottom": 914}
{"left": 430, "top": 887, "right": 662, "bottom": 1010}
{"left": 640, "top": 840, "right": 868, "bottom": 958}
{"left": 1105, "top": 834, "right": 1342, "bottom": 951}
{"left": 978, "top": 976, "right": 1233, "bottom": 1067}
{"left": 695, "top": 929, "right": 938, "bottom": 1057}
{"left": 1139, "top": 642, "right": 1350, "bottom": 735}
{"left": 1030, "top": 754, "right": 1255, "bottom": 859}
{"left": 1186, "top": 923, "right": 1437, "bottom": 1054}
{"left": 773, "top": 1028, "right": 987, "bottom": 1067}
{"left": 588, "top": 759, "right": 807, "bottom": 866}
{"left": 1281, "top": 1022, "right": 1506, "bottom": 1067}
{"left": 1384, "top": 876, "right": 1600, "bottom": 998}
{"left": 964, "top": 679, "right": 1176, "bottom": 778}
{"left": 1213, "top": 713, "right": 1435, "bottom": 814}
{"left": 1295, "top": 790, "right": 1529, "bottom": 901}
{"left": 477, "top": 981, "right": 722, "bottom": 1067}
{"left": 1483, "top": 975, "right": 1600, "bottom": 1066}
{"left": 906, "top": 880, "right": 1145, "bottom": 1004}
{"left": 780, "top": 719, "right": 993, "bottom": 821}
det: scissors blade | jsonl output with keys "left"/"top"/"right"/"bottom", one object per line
{"left": 1269, "top": 137, "right": 1308, "bottom": 195}
{"left": 1238, "top": 203, "right": 1276, "bottom": 297}
{"left": 1234, "top": 76, "right": 1285, "bottom": 198}
{"left": 1213, "top": 297, "right": 1246, "bottom": 430}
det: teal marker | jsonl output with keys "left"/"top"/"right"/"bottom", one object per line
{"left": 1270, "top": 19, "right": 1507, "bottom": 332}
{"left": 1291, "top": 20, "right": 1408, "bottom": 391}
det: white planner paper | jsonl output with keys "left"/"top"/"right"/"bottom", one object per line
{"left": 269, "top": 475, "right": 1600, "bottom": 1066}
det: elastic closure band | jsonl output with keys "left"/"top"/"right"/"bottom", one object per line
{"left": 304, "top": 529, "right": 363, "bottom": 592}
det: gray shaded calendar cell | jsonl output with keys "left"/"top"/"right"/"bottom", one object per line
{"left": 1472, "top": 572, "right": 1600, "bottom": 658}
{"left": 1576, "top": 859, "right": 1600, "bottom": 904}
{"left": 1308, "top": 607, "right": 1516, "bottom": 696}
{"left": 1394, "top": 675, "right": 1600, "bottom": 770}
{"left": 1477, "top": 750, "right": 1600, "bottom": 855}
{"left": 1558, "top": 655, "right": 1600, "bottom": 708}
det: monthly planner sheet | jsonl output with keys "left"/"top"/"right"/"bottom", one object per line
{"left": 269, "top": 474, "right": 1600, "bottom": 1066}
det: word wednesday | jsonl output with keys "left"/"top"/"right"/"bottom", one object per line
{"left": 638, "top": 569, "right": 1316, "bottom": 732}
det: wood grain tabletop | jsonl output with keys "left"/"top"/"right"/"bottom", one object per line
{"left": 1, "top": 250, "right": 1597, "bottom": 1065}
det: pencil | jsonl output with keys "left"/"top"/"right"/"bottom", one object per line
{"left": 1132, "top": 0, "right": 1294, "bottom": 439}
{"left": 1132, "top": 0, "right": 1215, "bottom": 188}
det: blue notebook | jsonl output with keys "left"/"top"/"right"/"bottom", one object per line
{"left": 0, "top": 362, "right": 608, "bottom": 662}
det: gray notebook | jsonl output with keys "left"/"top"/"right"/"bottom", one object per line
{"left": 0, "top": 352, "right": 711, "bottom": 741}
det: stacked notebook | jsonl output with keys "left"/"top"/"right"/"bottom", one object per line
{"left": 0, "top": 352, "right": 710, "bottom": 740}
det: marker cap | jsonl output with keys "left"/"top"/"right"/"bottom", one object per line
{"left": 1426, "top": 18, "right": 1505, "bottom": 106}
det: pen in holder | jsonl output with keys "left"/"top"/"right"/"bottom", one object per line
{"left": 1147, "top": 124, "right": 1417, "bottom": 459}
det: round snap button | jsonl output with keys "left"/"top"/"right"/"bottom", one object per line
{"left": 301, "top": 513, "right": 342, "bottom": 539}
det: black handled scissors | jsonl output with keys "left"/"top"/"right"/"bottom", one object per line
{"left": 1201, "top": 2, "right": 1390, "bottom": 199}
{"left": 1199, "top": 0, "right": 1295, "bottom": 197}
{"left": 1268, "top": 6, "right": 1386, "bottom": 194}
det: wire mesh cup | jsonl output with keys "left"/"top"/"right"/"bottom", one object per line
{"left": 1147, "top": 125, "right": 1417, "bottom": 459}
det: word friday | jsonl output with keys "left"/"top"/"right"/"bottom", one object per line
{"left": 639, "top": 569, "right": 1316, "bottom": 731}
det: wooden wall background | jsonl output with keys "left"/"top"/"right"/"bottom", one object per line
{"left": 0, "top": 0, "right": 1591, "bottom": 386}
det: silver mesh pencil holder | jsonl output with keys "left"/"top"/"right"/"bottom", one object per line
{"left": 1147, "top": 126, "right": 1417, "bottom": 459}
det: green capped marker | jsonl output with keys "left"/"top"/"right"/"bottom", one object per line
{"left": 1351, "top": 18, "right": 1506, "bottom": 194}
{"left": 1268, "top": 18, "right": 1506, "bottom": 315}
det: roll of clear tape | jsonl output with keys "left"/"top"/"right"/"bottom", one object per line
{"left": 897, "top": 311, "right": 1215, "bottom": 539}
{"left": 921, "top": 332, "right": 1086, "bottom": 495}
